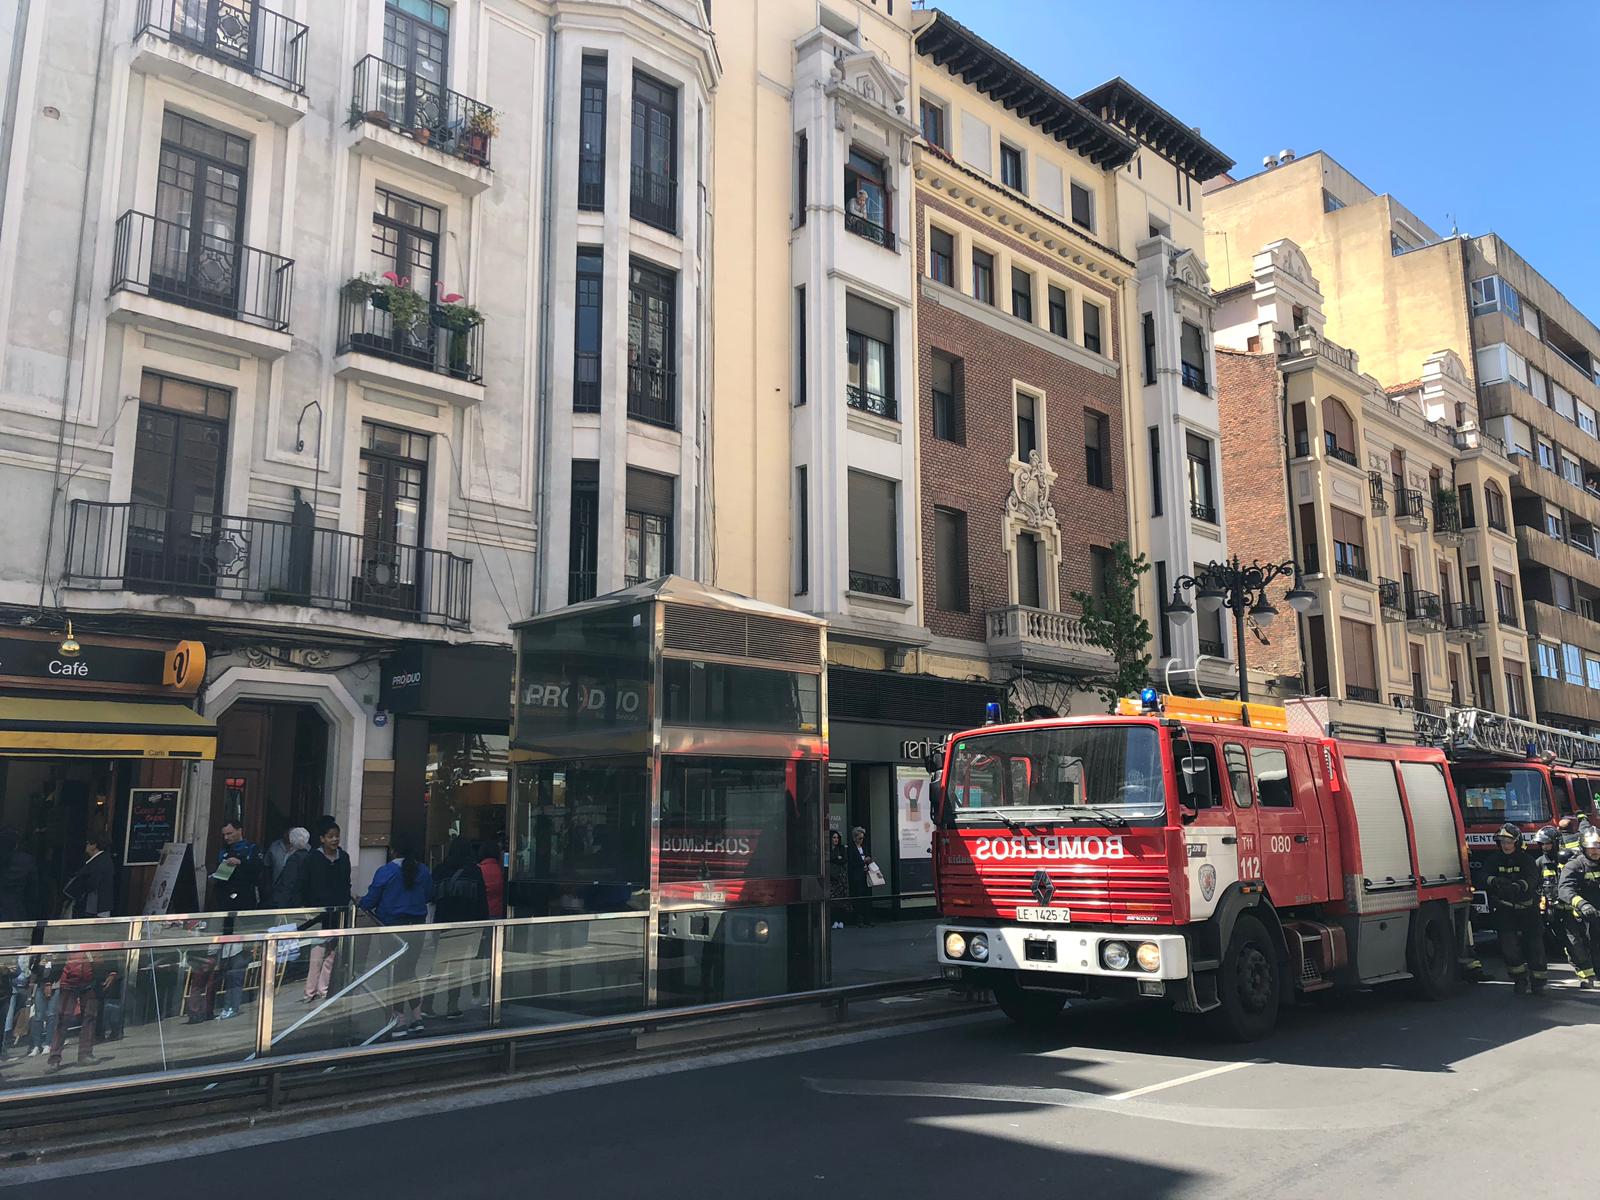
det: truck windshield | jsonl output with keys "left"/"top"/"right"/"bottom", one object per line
{"left": 1451, "top": 766, "right": 1550, "bottom": 825}
{"left": 945, "top": 725, "right": 1164, "bottom": 823}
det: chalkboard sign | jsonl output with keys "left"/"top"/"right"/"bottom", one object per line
{"left": 125, "top": 788, "right": 180, "bottom": 866}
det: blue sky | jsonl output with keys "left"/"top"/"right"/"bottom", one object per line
{"left": 934, "top": 0, "right": 1600, "bottom": 318}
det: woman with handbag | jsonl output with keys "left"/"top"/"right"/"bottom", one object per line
{"left": 846, "top": 826, "right": 879, "bottom": 928}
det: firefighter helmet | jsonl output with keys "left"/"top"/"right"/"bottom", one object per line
{"left": 1497, "top": 822, "right": 1522, "bottom": 845}
{"left": 1536, "top": 826, "right": 1559, "bottom": 849}
{"left": 1583, "top": 826, "right": 1600, "bottom": 857}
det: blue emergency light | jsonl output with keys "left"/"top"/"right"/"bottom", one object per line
{"left": 1139, "top": 687, "right": 1161, "bottom": 713}
{"left": 984, "top": 701, "right": 1002, "bottom": 725}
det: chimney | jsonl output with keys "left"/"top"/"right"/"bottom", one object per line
{"left": 1277, "top": 149, "right": 1295, "bottom": 165}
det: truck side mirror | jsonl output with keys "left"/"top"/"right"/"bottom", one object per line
{"left": 1179, "top": 755, "right": 1212, "bottom": 813}
{"left": 923, "top": 749, "right": 943, "bottom": 775}
{"left": 928, "top": 774, "right": 953, "bottom": 827}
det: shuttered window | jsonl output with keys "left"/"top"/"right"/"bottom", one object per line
{"left": 1340, "top": 619, "right": 1378, "bottom": 692}
{"left": 1399, "top": 761, "right": 1466, "bottom": 884}
{"left": 1342, "top": 757, "right": 1416, "bottom": 891}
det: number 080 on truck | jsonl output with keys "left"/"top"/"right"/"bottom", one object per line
{"left": 929, "top": 693, "right": 1473, "bottom": 1040}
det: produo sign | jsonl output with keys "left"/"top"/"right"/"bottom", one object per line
{"left": 973, "top": 834, "right": 1128, "bottom": 861}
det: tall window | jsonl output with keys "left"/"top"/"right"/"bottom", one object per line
{"left": 1069, "top": 181, "right": 1093, "bottom": 230}
{"left": 1331, "top": 508, "right": 1367, "bottom": 580}
{"left": 1010, "top": 267, "right": 1033, "bottom": 322}
{"left": 794, "top": 286, "right": 807, "bottom": 406}
{"left": 1494, "top": 570, "right": 1518, "bottom": 627}
{"left": 1082, "top": 300, "right": 1102, "bottom": 354}
{"left": 928, "top": 226, "right": 954, "bottom": 284}
{"left": 1197, "top": 561, "right": 1225, "bottom": 655}
{"left": 578, "top": 56, "right": 607, "bottom": 211}
{"left": 1142, "top": 313, "right": 1156, "bottom": 385}
{"left": 357, "top": 421, "right": 429, "bottom": 616}
{"left": 627, "top": 259, "right": 677, "bottom": 426}
{"left": 1187, "top": 432, "right": 1215, "bottom": 522}
{"left": 1155, "top": 560, "right": 1171, "bottom": 657}
{"left": 382, "top": 1, "right": 450, "bottom": 130}
{"left": 845, "top": 148, "right": 892, "bottom": 247}
{"left": 1505, "top": 661, "right": 1529, "bottom": 718}
{"left": 1149, "top": 426, "right": 1163, "bottom": 517}
{"left": 972, "top": 248, "right": 995, "bottom": 305}
{"left": 625, "top": 467, "right": 675, "bottom": 585}
{"left": 1084, "top": 410, "right": 1110, "bottom": 490}
{"left": 127, "top": 372, "right": 231, "bottom": 590}
{"left": 999, "top": 142, "right": 1025, "bottom": 191}
{"left": 1016, "top": 531, "right": 1043, "bottom": 608}
{"left": 1048, "top": 286, "right": 1069, "bottom": 338}
{"left": 847, "top": 470, "right": 899, "bottom": 597}
{"left": 568, "top": 460, "right": 599, "bottom": 603}
{"left": 845, "top": 295, "right": 896, "bottom": 421}
{"left": 1016, "top": 392, "right": 1039, "bottom": 461}
{"left": 1340, "top": 619, "right": 1378, "bottom": 701}
{"left": 1458, "top": 483, "right": 1476, "bottom": 528}
{"left": 631, "top": 71, "right": 678, "bottom": 232}
{"left": 1180, "top": 321, "right": 1206, "bottom": 393}
{"left": 919, "top": 97, "right": 946, "bottom": 149}
{"left": 1485, "top": 482, "right": 1508, "bottom": 532}
{"left": 1323, "top": 399, "right": 1356, "bottom": 463}
{"left": 795, "top": 466, "right": 808, "bottom": 595}
{"left": 794, "top": 132, "right": 807, "bottom": 227}
{"left": 1089, "top": 546, "right": 1112, "bottom": 602}
{"left": 931, "top": 350, "right": 964, "bottom": 443}
{"left": 934, "top": 507, "right": 969, "bottom": 612}
{"left": 153, "top": 112, "right": 248, "bottom": 312}
{"left": 574, "top": 248, "right": 603, "bottom": 412}
{"left": 371, "top": 188, "right": 442, "bottom": 362}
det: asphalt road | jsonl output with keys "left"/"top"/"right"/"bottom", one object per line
{"left": 10, "top": 969, "right": 1600, "bottom": 1198}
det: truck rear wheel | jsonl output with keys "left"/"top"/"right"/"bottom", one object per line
{"left": 1407, "top": 905, "right": 1457, "bottom": 1000}
{"left": 1210, "top": 913, "right": 1280, "bottom": 1042}
{"left": 993, "top": 975, "right": 1066, "bottom": 1028}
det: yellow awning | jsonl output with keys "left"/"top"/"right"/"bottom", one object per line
{"left": 0, "top": 698, "right": 216, "bottom": 759}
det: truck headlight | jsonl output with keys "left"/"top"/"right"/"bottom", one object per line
{"left": 968, "top": 934, "right": 989, "bottom": 962}
{"left": 1136, "top": 942, "right": 1161, "bottom": 972}
{"left": 753, "top": 919, "right": 770, "bottom": 943}
{"left": 1100, "top": 940, "right": 1131, "bottom": 971}
{"left": 944, "top": 931, "right": 968, "bottom": 960}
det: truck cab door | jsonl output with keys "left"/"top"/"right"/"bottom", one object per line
{"left": 1176, "top": 736, "right": 1240, "bottom": 920}
{"left": 1220, "top": 741, "right": 1262, "bottom": 884}
{"left": 1243, "top": 741, "right": 1329, "bottom": 905}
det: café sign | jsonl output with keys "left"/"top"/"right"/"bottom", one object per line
{"left": 0, "top": 631, "right": 205, "bottom": 694}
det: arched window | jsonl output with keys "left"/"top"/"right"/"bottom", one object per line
{"left": 1322, "top": 399, "right": 1357, "bottom": 464}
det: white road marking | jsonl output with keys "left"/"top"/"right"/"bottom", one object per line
{"left": 1105, "top": 1059, "right": 1253, "bottom": 1101}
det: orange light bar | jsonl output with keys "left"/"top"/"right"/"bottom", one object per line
{"left": 1117, "top": 693, "right": 1289, "bottom": 732}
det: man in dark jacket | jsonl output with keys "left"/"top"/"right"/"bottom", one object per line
{"left": 1559, "top": 825, "right": 1600, "bottom": 989}
{"left": 62, "top": 832, "right": 114, "bottom": 918}
{"left": 1485, "top": 822, "right": 1546, "bottom": 995}
{"left": 270, "top": 828, "right": 313, "bottom": 908}
{"left": 210, "top": 822, "right": 264, "bottom": 911}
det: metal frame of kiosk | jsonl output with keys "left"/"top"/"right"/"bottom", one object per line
{"left": 507, "top": 578, "right": 828, "bottom": 1007}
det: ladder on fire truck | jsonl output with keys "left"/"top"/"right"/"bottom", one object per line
{"left": 1420, "top": 706, "right": 1600, "bottom": 765}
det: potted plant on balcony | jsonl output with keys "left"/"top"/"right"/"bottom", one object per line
{"left": 461, "top": 108, "right": 498, "bottom": 165}
{"left": 349, "top": 100, "right": 390, "bottom": 130}
{"left": 432, "top": 290, "right": 483, "bottom": 379}
{"left": 380, "top": 276, "right": 430, "bottom": 339}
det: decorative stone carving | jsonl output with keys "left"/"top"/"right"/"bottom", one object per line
{"left": 1007, "top": 451, "right": 1057, "bottom": 527}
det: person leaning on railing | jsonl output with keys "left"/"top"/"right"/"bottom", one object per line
{"left": 300, "top": 820, "right": 352, "bottom": 1004}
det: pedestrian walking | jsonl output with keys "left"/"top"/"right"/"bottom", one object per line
{"left": 271, "top": 828, "right": 313, "bottom": 908}
{"left": 46, "top": 950, "right": 116, "bottom": 1072}
{"left": 430, "top": 839, "right": 488, "bottom": 1020}
{"left": 359, "top": 840, "right": 432, "bottom": 1037}
{"left": 828, "top": 829, "right": 849, "bottom": 929}
{"left": 302, "top": 823, "right": 352, "bottom": 1003}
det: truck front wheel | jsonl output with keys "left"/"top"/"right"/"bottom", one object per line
{"left": 1209, "top": 913, "right": 1281, "bottom": 1042}
{"left": 993, "top": 974, "right": 1066, "bottom": 1028}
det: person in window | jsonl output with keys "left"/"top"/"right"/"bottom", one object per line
{"left": 849, "top": 188, "right": 869, "bottom": 220}
{"left": 827, "top": 830, "right": 849, "bottom": 930}
{"left": 846, "top": 827, "right": 876, "bottom": 927}
{"left": 359, "top": 840, "right": 433, "bottom": 1038}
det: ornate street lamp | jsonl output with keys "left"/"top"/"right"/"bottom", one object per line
{"left": 1164, "top": 557, "right": 1315, "bottom": 701}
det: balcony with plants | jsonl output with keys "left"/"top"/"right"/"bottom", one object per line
{"left": 347, "top": 56, "right": 497, "bottom": 191}
{"left": 336, "top": 272, "right": 485, "bottom": 401}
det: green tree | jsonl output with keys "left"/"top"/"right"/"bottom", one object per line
{"left": 1071, "top": 541, "right": 1153, "bottom": 711}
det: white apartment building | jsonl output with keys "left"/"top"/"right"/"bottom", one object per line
{"left": 0, "top": 0, "right": 715, "bottom": 908}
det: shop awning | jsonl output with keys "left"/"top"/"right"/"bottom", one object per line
{"left": 0, "top": 698, "right": 217, "bottom": 759}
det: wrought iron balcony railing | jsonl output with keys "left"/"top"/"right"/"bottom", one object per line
{"left": 1324, "top": 432, "right": 1357, "bottom": 466}
{"left": 1345, "top": 685, "right": 1380, "bottom": 703}
{"left": 1190, "top": 500, "right": 1218, "bottom": 524}
{"left": 630, "top": 165, "right": 677, "bottom": 233}
{"left": 64, "top": 500, "right": 471, "bottom": 628}
{"left": 1181, "top": 362, "right": 1208, "bottom": 394}
{"left": 349, "top": 55, "right": 495, "bottom": 168}
{"left": 337, "top": 294, "right": 484, "bottom": 383}
{"left": 574, "top": 351, "right": 601, "bottom": 413}
{"left": 846, "top": 384, "right": 898, "bottom": 421}
{"left": 844, "top": 211, "right": 897, "bottom": 251}
{"left": 1405, "top": 589, "right": 1443, "bottom": 626}
{"left": 135, "top": 0, "right": 308, "bottom": 93}
{"left": 1378, "top": 578, "right": 1402, "bottom": 613}
{"left": 849, "top": 570, "right": 901, "bottom": 598}
{"left": 627, "top": 362, "right": 677, "bottom": 427}
{"left": 111, "top": 210, "right": 293, "bottom": 331}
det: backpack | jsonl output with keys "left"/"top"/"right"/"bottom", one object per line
{"left": 436, "top": 868, "right": 480, "bottom": 904}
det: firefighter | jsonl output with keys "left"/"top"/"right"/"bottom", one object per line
{"left": 1558, "top": 825, "right": 1600, "bottom": 989}
{"left": 1485, "top": 822, "right": 1547, "bottom": 995}
{"left": 1535, "top": 826, "right": 1570, "bottom": 961}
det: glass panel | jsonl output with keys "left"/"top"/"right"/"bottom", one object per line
{"left": 513, "top": 607, "right": 653, "bottom": 750}
{"left": 661, "top": 661, "right": 820, "bottom": 733}
{"left": 423, "top": 731, "right": 509, "bottom": 870}
{"left": 509, "top": 758, "right": 650, "bottom": 915}
{"left": 659, "top": 758, "right": 822, "bottom": 883}
{"left": 500, "top": 916, "right": 647, "bottom": 1025}
{"left": 945, "top": 725, "right": 1165, "bottom": 822}
{"left": 656, "top": 903, "right": 819, "bottom": 1005}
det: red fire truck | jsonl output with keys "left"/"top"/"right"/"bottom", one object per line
{"left": 931, "top": 693, "right": 1473, "bottom": 1040}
